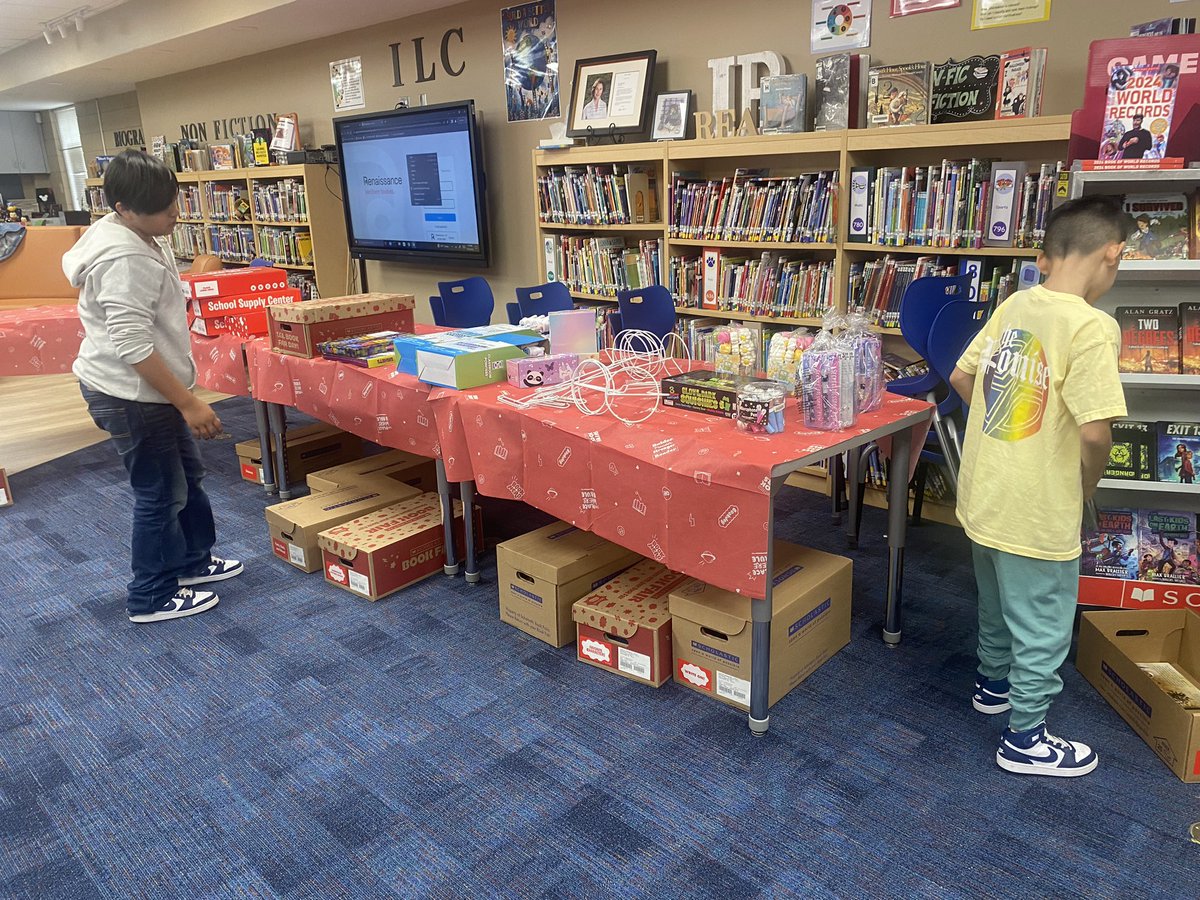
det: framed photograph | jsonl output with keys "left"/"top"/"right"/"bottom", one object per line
{"left": 566, "top": 49, "right": 657, "bottom": 138}
{"left": 651, "top": 90, "right": 691, "bottom": 141}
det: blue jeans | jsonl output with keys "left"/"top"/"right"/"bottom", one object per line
{"left": 81, "top": 384, "right": 216, "bottom": 614}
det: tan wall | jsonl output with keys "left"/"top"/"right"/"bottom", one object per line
{"left": 78, "top": 91, "right": 145, "bottom": 166}
{"left": 132, "top": 0, "right": 1183, "bottom": 321}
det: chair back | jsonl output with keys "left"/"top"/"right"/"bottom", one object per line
{"left": 505, "top": 301, "right": 523, "bottom": 325}
{"left": 249, "top": 257, "right": 273, "bottom": 267}
{"left": 429, "top": 294, "right": 447, "bottom": 327}
{"left": 927, "top": 300, "right": 988, "bottom": 410}
{"left": 516, "top": 282, "right": 573, "bottom": 318}
{"left": 898, "top": 274, "right": 974, "bottom": 360}
{"left": 615, "top": 285, "right": 675, "bottom": 341}
{"left": 187, "top": 254, "right": 223, "bottom": 274}
{"left": 437, "top": 276, "right": 494, "bottom": 328}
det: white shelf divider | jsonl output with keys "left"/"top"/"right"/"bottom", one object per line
{"left": 1096, "top": 479, "right": 1199, "bottom": 494}
{"left": 1119, "top": 373, "right": 1200, "bottom": 388}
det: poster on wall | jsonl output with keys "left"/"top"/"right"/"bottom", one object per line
{"left": 330, "top": 57, "right": 365, "bottom": 112}
{"left": 891, "top": 0, "right": 959, "bottom": 16}
{"left": 971, "top": 0, "right": 1051, "bottom": 30}
{"left": 811, "top": 0, "right": 873, "bottom": 54}
{"left": 502, "top": 1, "right": 560, "bottom": 122}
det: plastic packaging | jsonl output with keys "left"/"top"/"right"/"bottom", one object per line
{"left": 765, "top": 328, "right": 815, "bottom": 386}
{"left": 715, "top": 326, "right": 758, "bottom": 376}
{"left": 845, "top": 310, "right": 884, "bottom": 413}
{"left": 735, "top": 382, "right": 788, "bottom": 434}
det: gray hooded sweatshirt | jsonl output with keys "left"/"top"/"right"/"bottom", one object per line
{"left": 64, "top": 212, "right": 196, "bottom": 404}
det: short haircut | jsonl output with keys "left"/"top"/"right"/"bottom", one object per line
{"left": 1041, "top": 195, "right": 1127, "bottom": 260}
{"left": 103, "top": 149, "right": 177, "bottom": 215}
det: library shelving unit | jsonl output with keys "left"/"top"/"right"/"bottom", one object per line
{"left": 530, "top": 116, "right": 1073, "bottom": 525}
{"left": 87, "top": 164, "right": 349, "bottom": 296}
{"left": 1068, "top": 166, "right": 1200, "bottom": 606}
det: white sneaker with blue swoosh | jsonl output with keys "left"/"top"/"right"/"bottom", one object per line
{"left": 179, "top": 556, "right": 243, "bottom": 587}
{"left": 997, "top": 723, "right": 1098, "bottom": 777}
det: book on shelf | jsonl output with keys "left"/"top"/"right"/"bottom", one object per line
{"left": 1070, "top": 35, "right": 1200, "bottom": 166}
{"left": 669, "top": 170, "right": 837, "bottom": 244}
{"left": 983, "top": 162, "right": 1025, "bottom": 247}
{"left": 881, "top": 352, "right": 929, "bottom": 382}
{"left": 847, "top": 167, "right": 870, "bottom": 243}
{"left": 270, "top": 113, "right": 299, "bottom": 152}
{"left": 701, "top": 248, "right": 721, "bottom": 309}
{"left": 758, "top": 74, "right": 809, "bottom": 134}
{"left": 1101, "top": 61, "right": 1177, "bottom": 163}
{"left": 150, "top": 136, "right": 166, "bottom": 162}
{"left": 208, "top": 143, "right": 236, "bottom": 170}
{"left": 1106, "top": 421, "right": 1156, "bottom": 480}
{"left": 1121, "top": 194, "right": 1190, "bottom": 259}
{"left": 867, "top": 62, "right": 932, "bottom": 128}
{"left": 1131, "top": 18, "right": 1196, "bottom": 37}
{"left": 1081, "top": 508, "right": 1139, "bottom": 579}
{"left": 537, "top": 163, "right": 655, "bottom": 225}
{"left": 547, "top": 235, "right": 661, "bottom": 296}
{"left": 813, "top": 53, "right": 868, "bottom": 131}
{"left": 995, "top": 47, "right": 1046, "bottom": 119}
{"left": 252, "top": 129, "right": 272, "bottom": 166}
{"left": 1135, "top": 509, "right": 1198, "bottom": 584}
{"left": 931, "top": 55, "right": 1000, "bottom": 125}
{"left": 1117, "top": 306, "right": 1181, "bottom": 374}
{"left": 1157, "top": 422, "right": 1200, "bottom": 484}
{"left": 1182, "top": 303, "right": 1200, "bottom": 374}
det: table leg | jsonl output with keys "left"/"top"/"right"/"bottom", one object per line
{"left": 253, "top": 400, "right": 276, "bottom": 495}
{"left": 749, "top": 474, "right": 785, "bottom": 736}
{"left": 884, "top": 426, "right": 914, "bottom": 646}
{"left": 461, "top": 480, "right": 480, "bottom": 584}
{"left": 846, "top": 447, "right": 862, "bottom": 550}
{"left": 266, "top": 402, "right": 292, "bottom": 500}
{"left": 436, "top": 458, "right": 459, "bottom": 576}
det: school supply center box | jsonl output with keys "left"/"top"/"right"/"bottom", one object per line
{"left": 1077, "top": 609, "right": 1200, "bottom": 783}
{"left": 669, "top": 542, "right": 852, "bottom": 711}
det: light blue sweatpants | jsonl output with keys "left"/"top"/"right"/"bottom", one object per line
{"left": 971, "top": 541, "right": 1080, "bottom": 732}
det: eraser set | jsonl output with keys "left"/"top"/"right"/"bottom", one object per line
{"left": 735, "top": 382, "right": 788, "bottom": 434}
{"left": 799, "top": 348, "right": 857, "bottom": 431}
{"left": 506, "top": 352, "right": 580, "bottom": 388}
{"left": 854, "top": 332, "right": 883, "bottom": 413}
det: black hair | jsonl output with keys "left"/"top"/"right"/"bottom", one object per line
{"left": 1041, "top": 195, "right": 1128, "bottom": 260}
{"left": 103, "top": 149, "right": 177, "bottom": 215}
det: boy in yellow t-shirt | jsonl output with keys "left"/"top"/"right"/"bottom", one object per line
{"left": 950, "top": 196, "right": 1128, "bottom": 778}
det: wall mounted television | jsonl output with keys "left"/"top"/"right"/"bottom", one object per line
{"left": 332, "top": 100, "right": 491, "bottom": 266}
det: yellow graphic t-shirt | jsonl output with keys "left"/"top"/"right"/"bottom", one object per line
{"left": 956, "top": 285, "right": 1127, "bottom": 560}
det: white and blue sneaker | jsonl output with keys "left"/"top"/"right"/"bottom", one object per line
{"left": 997, "top": 723, "right": 1098, "bottom": 777}
{"left": 973, "top": 674, "right": 1012, "bottom": 714}
{"left": 129, "top": 588, "right": 219, "bottom": 624}
{"left": 179, "top": 556, "right": 243, "bottom": 587}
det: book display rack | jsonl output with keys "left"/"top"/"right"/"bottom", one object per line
{"left": 85, "top": 163, "right": 348, "bottom": 297}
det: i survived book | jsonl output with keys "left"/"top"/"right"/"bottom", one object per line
{"left": 1181, "top": 303, "right": 1200, "bottom": 374}
{"left": 867, "top": 62, "right": 932, "bottom": 128}
{"left": 931, "top": 55, "right": 1000, "bottom": 124}
{"left": 1157, "top": 421, "right": 1200, "bottom": 484}
{"left": 1106, "top": 420, "right": 1156, "bottom": 480}
{"left": 1117, "top": 306, "right": 1181, "bottom": 373}
{"left": 814, "top": 53, "right": 869, "bottom": 131}
{"left": 1121, "top": 194, "right": 1191, "bottom": 259}
{"left": 1136, "top": 509, "right": 1199, "bottom": 585}
{"left": 1081, "top": 508, "right": 1139, "bottom": 579}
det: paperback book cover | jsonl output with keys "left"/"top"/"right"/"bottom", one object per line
{"left": 1130, "top": 18, "right": 1196, "bottom": 37}
{"left": 1101, "top": 61, "right": 1178, "bottom": 162}
{"left": 208, "top": 143, "right": 236, "bottom": 170}
{"left": 1081, "top": 508, "right": 1139, "bottom": 579}
{"left": 931, "top": 55, "right": 1000, "bottom": 124}
{"left": 814, "top": 53, "right": 868, "bottom": 131}
{"left": 759, "top": 74, "right": 809, "bottom": 134}
{"left": 1106, "top": 420, "right": 1156, "bottom": 480}
{"left": 996, "top": 48, "right": 1036, "bottom": 119}
{"left": 1157, "top": 421, "right": 1200, "bottom": 484}
{"left": 1181, "top": 303, "right": 1200, "bottom": 374}
{"left": 1122, "top": 194, "right": 1191, "bottom": 259}
{"left": 867, "top": 62, "right": 931, "bottom": 128}
{"left": 1117, "top": 306, "right": 1181, "bottom": 373}
{"left": 1136, "top": 509, "right": 1198, "bottom": 584}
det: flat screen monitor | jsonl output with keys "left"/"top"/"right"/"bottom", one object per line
{"left": 332, "top": 101, "right": 491, "bottom": 266}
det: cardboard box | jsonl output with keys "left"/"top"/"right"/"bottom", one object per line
{"left": 180, "top": 266, "right": 288, "bottom": 300}
{"left": 394, "top": 327, "right": 545, "bottom": 389}
{"left": 318, "top": 493, "right": 481, "bottom": 600}
{"left": 668, "top": 542, "right": 853, "bottom": 711}
{"left": 496, "top": 522, "right": 642, "bottom": 647}
{"left": 506, "top": 353, "right": 579, "bottom": 389}
{"left": 269, "top": 293, "right": 416, "bottom": 358}
{"left": 264, "top": 481, "right": 420, "bottom": 572}
{"left": 190, "top": 288, "right": 301, "bottom": 320}
{"left": 190, "top": 309, "right": 270, "bottom": 337}
{"left": 0, "top": 468, "right": 12, "bottom": 508}
{"left": 234, "top": 423, "right": 363, "bottom": 485}
{"left": 660, "top": 371, "right": 780, "bottom": 419}
{"left": 572, "top": 561, "right": 691, "bottom": 687}
{"left": 306, "top": 449, "right": 438, "bottom": 494}
{"left": 1077, "top": 609, "right": 1200, "bottom": 783}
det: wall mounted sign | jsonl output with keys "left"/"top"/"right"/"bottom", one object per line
{"left": 331, "top": 57, "right": 365, "bottom": 112}
{"left": 971, "top": 0, "right": 1051, "bottom": 29}
{"left": 179, "top": 114, "right": 276, "bottom": 142}
{"left": 390, "top": 28, "right": 466, "bottom": 85}
{"left": 502, "top": 1, "right": 559, "bottom": 122}
{"left": 891, "top": 0, "right": 959, "bottom": 16}
{"left": 707, "top": 52, "right": 785, "bottom": 114}
{"left": 112, "top": 128, "right": 143, "bottom": 147}
{"left": 811, "top": 0, "right": 872, "bottom": 54}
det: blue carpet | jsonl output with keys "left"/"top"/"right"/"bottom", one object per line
{"left": 0, "top": 395, "right": 1196, "bottom": 899}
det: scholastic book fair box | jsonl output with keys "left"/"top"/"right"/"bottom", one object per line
{"left": 306, "top": 448, "right": 438, "bottom": 495}
{"left": 669, "top": 542, "right": 853, "bottom": 711}
{"left": 1077, "top": 609, "right": 1200, "bottom": 783}
{"left": 318, "top": 493, "right": 482, "bottom": 601}
{"left": 234, "top": 422, "right": 362, "bottom": 486}
{"left": 264, "top": 480, "right": 420, "bottom": 572}
{"left": 496, "top": 522, "right": 643, "bottom": 648}
{"left": 181, "top": 266, "right": 301, "bottom": 336}
{"left": 269, "top": 293, "right": 416, "bottom": 358}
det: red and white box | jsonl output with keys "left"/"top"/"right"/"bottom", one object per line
{"left": 269, "top": 292, "right": 416, "bottom": 359}
{"left": 189, "top": 289, "right": 301, "bottom": 321}
{"left": 571, "top": 560, "right": 690, "bottom": 687}
{"left": 190, "top": 309, "right": 271, "bottom": 337}
{"left": 180, "top": 266, "right": 289, "bottom": 301}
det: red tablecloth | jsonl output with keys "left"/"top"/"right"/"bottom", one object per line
{"left": 432, "top": 374, "right": 932, "bottom": 599}
{"left": 0, "top": 306, "right": 83, "bottom": 376}
{"left": 192, "top": 333, "right": 258, "bottom": 397}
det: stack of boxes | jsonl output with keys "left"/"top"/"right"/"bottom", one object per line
{"left": 234, "top": 423, "right": 363, "bottom": 486}
{"left": 182, "top": 266, "right": 301, "bottom": 337}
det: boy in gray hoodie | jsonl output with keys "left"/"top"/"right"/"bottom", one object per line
{"left": 65, "top": 149, "right": 242, "bottom": 623}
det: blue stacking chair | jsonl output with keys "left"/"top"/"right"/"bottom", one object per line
{"left": 437, "top": 276, "right": 494, "bottom": 328}
{"left": 924, "top": 300, "right": 989, "bottom": 484}
{"left": 889, "top": 274, "right": 974, "bottom": 396}
{"left": 516, "top": 282, "right": 574, "bottom": 318}
{"left": 428, "top": 294, "right": 448, "bottom": 327}
{"left": 615, "top": 285, "right": 676, "bottom": 342}
{"left": 505, "top": 302, "right": 523, "bottom": 325}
